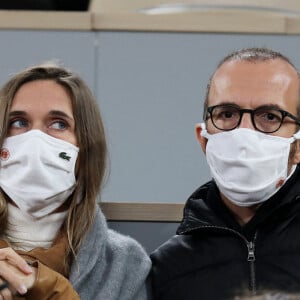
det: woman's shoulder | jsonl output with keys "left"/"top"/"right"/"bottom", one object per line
{"left": 70, "top": 207, "right": 151, "bottom": 299}
{"left": 92, "top": 207, "right": 151, "bottom": 267}
{"left": 106, "top": 228, "right": 150, "bottom": 261}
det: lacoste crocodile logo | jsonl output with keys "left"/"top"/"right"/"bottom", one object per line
{"left": 59, "top": 152, "right": 71, "bottom": 161}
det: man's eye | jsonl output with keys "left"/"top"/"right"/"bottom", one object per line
{"left": 223, "top": 111, "right": 233, "bottom": 118}
{"left": 217, "top": 110, "right": 236, "bottom": 119}
{"left": 259, "top": 112, "right": 281, "bottom": 123}
{"left": 265, "top": 114, "right": 275, "bottom": 120}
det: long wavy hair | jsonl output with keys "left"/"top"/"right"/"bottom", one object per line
{"left": 0, "top": 62, "right": 108, "bottom": 263}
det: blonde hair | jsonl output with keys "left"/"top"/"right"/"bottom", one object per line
{"left": 0, "top": 62, "right": 108, "bottom": 262}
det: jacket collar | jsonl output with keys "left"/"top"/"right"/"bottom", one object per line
{"left": 177, "top": 165, "right": 300, "bottom": 235}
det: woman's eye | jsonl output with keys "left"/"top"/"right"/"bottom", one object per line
{"left": 50, "top": 120, "right": 68, "bottom": 130}
{"left": 10, "top": 119, "right": 28, "bottom": 128}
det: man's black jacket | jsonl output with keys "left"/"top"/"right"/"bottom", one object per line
{"left": 151, "top": 166, "right": 300, "bottom": 299}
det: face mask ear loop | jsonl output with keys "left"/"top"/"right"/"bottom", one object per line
{"left": 293, "top": 130, "right": 300, "bottom": 140}
{"left": 200, "top": 123, "right": 211, "bottom": 139}
{"left": 200, "top": 122, "right": 206, "bottom": 131}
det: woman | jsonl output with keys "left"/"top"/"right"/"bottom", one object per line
{"left": 0, "top": 63, "right": 151, "bottom": 299}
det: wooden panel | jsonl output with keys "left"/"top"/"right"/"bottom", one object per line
{"left": 0, "top": 10, "right": 92, "bottom": 30}
{"left": 90, "top": 0, "right": 300, "bottom": 33}
{"left": 286, "top": 16, "right": 300, "bottom": 34}
{"left": 92, "top": 10, "right": 286, "bottom": 33}
{"left": 99, "top": 202, "right": 184, "bottom": 222}
{"left": 0, "top": 1, "right": 299, "bottom": 33}
{"left": 90, "top": 0, "right": 300, "bottom": 13}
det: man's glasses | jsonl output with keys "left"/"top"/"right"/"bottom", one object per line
{"left": 205, "top": 104, "right": 300, "bottom": 133}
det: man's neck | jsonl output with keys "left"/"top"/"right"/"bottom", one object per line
{"left": 221, "top": 194, "right": 260, "bottom": 226}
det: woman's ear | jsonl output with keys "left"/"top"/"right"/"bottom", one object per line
{"left": 195, "top": 123, "right": 208, "bottom": 154}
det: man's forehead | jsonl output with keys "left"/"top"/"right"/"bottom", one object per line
{"left": 208, "top": 58, "right": 300, "bottom": 112}
{"left": 214, "top": 58, "right": 297, "bottom": 78}
{"left": 210, "top": 59, "right": 299, "bottom": 93}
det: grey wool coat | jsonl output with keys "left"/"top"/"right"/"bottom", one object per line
{"left": 69, "top": 206, "right": 152, "bottom": 300}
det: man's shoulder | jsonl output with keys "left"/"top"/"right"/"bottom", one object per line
{"left": 150, "top": 233, "right": 200, "bottom": 280}
{"left": 150, "top": 232, "right": 213, "bottom": 295}
{"left": 150, "top": 234, "right": 187, "bottom": 259}
{"left": 150, "top": 234, "right": 188, "bottom": 284}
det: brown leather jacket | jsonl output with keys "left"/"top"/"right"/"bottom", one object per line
{"left": 0, "top": 233, "right": 80, "bottom": 300}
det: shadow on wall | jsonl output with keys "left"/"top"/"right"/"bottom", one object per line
{"left": 0, "top": 0, "right": 90, "bottom": 11}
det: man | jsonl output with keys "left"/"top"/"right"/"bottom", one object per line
{"left": 150, "top": 47, "right": 300, "bottom": 300}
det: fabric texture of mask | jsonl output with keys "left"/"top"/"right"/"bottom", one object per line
{"left": 0, "top": 130, "right": 79, "bottom": 218}
{"left": 200, "top": 123, "right": 300, "bottom": 207}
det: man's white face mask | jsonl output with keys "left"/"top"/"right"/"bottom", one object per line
{"left": 0, "top": 130, "right": 79, "bottom": 218}
{"left": 201, "top": 123, "right": 300, "bottom": 207}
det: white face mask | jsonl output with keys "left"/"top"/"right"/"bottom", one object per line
{"left": 200, "top": 123, "right": 300, "bottom": 207}
{"left": 0, "top": 130, "right": 79, "bottom": 218}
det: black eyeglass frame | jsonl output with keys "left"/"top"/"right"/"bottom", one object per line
{"left": 205, "top": 104, "right": 300, "bottom": 134}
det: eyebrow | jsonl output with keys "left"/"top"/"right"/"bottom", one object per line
{"left": 49, "top": 110, "right": 74, "bottom": 121}
{"left": 215, "top": 101, "right": 285, "bottom": 110}
{"left": 9, "top": 110, "right": 74, "bottom": 121}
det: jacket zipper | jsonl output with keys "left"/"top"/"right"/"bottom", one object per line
{"left": 180, "top": 225, "right": 258, "bottom": 294}
{"left": 247, "top": 233, "right": 257, "bottom": 295}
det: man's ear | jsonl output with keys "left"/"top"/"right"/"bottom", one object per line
{"left": 195, "top": 123, "right": 207, "bottom": 154}
{"left": 292, "top": 140, "right": 300, "bottom": 164}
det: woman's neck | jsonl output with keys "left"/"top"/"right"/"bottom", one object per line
{"left": 3, "top": 203, "right": 67, "bottom": 251}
